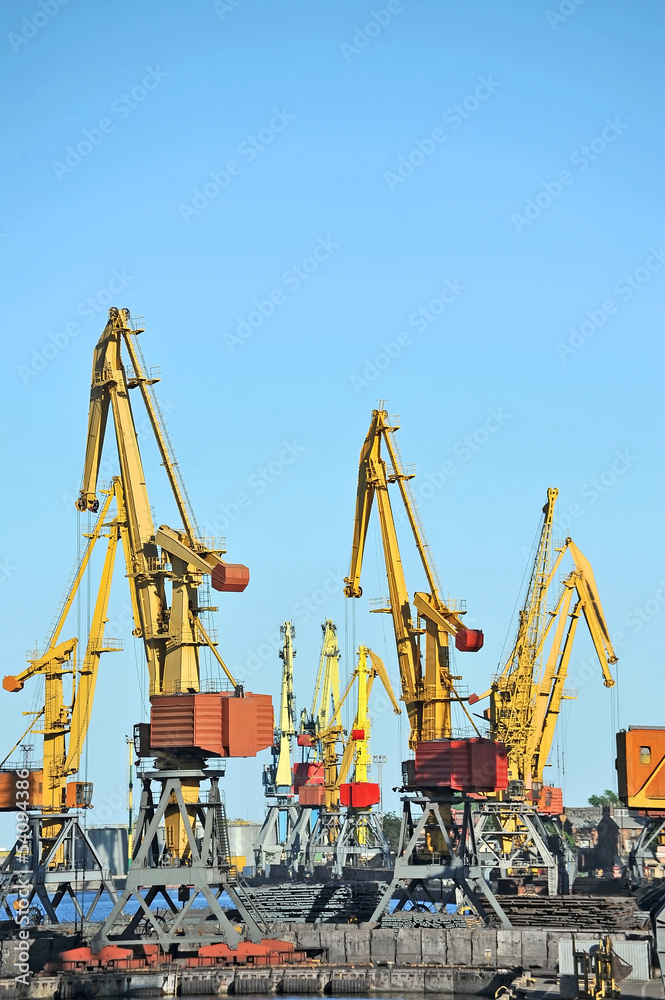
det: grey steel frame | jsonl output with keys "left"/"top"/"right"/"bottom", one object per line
{"left": 0, "top": 812, "right": 119, "bottom": 923}
{"left": 473, "top": 801, "right": 570, "bottom": 895}
{"left": 368, "top": 794, "right": 511, "bottom": 927}
{"left": 93, "top": 768, "right": 270, "bottom": 952}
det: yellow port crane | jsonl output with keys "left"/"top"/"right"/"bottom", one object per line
{"left": 76, "top": 307, "right": 249, "bottom": 863}
{"left": 478, "top": 488, "right": 617, "bottom": 800}
{"left": 0, "top": 481, "right": 126, "bottom": 921}
{"left": 344, "top": 408, "right": 483, "bottom": 748}
{"left": 307, "top": 645, "right": 398, "bottom": 814}
{"left": 306, "top": 645, "right": 400, "bottom": 874}
{"left": 471, "top": 488, "right": 618, "bottom": 896}
{"left": 73, "top": 307, "right": 271, "bottom": 950}
{"left": 345, "top": 409, "right": 510, "bottom": 927}
{"left": 3, "top": 482, "right": 123, "bottom": 816}
{"left": 254, "top": 623, "right": 298, "bottom": 874}
{"left": 264, "top": 621, "right": 342, "bottom": 875}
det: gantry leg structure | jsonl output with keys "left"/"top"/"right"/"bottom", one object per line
{"left": 0, "top": 812, "right": 119, "bottom": 924}
{"left": 306, "top": 809, "right": 341, "bottom": 874}
{"left": 282, "top": 805, "right": 315, "bottom": 875}
{"left": 629, "top": 816, "right": 665, "bottom": 882}
{"left": 93, "top": 768, "right": 271, "bottom": 952}
{"left": 332, "top": 810, "right": 391, "bottom": 876}
{"left": 253, "top": 802, "right": 304, "bottom": 876}
{"left": 369, "top": 795, "right": 511, "bottom": 927}
{"left": 473, "top": 801, "right": 573, "bottom": 895}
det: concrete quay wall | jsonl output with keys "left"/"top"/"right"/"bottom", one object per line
{"left": 269, "top": 923, "right": 652, "bottom": 973}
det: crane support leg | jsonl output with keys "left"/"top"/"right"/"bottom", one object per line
{"left": 333, "top": 810, "right": 391, "bottom": 876}
{"left": 0, "top": 813, "right": 118, "bottom": 924}
{"left": 629, "top": 816, "right": 665, "bottom": 881}
{"left": 368, "top": 796, "right": 511, "bottom": 927}
{"left": 282, "top": 805, "right": 314, "bottom": 876}
{"left": 472, "top": 801, "right": 570, "bottom": 895}
{"left": 93, "top": 769, "right": 271, "bottom": 952}
{"left": 254, "top": 803, "right": 302, "bottom": 876}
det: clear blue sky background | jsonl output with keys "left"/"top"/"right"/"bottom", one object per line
{"left": 1, "top": 0, "right": 663, "bottom": 841}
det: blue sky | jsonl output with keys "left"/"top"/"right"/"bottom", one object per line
{"left": 1, "top": 0, "right": 663, "bottom": 838}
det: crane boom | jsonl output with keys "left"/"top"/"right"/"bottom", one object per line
{"left": 344, "top": 411, "right": 420, "bottom": 719}
{"left": 75, "top": 307, "right": 248, "bottom": 699}
{"left": 307, "top": 621, "right": 340, "bottom": 735}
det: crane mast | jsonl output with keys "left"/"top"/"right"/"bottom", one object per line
{"left": 305, "top": 620, "right": 341, "bottom": 738}
{"left": 490, "top": 488, "right": 558, "bottom": 789}
{"left": 275, "top": 623, "right": 296, "bottom": 792}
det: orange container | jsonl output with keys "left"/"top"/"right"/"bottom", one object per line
{"left": 65, "top": 781, "right": 93, "bottom": 808}
{"left": 0, "top": 770, "right": 43, "bottom": 811}
{"left": 616, "top": 727, "right": 665, "bottom": 809}
{"left": 150, "top": 691, "right": 274, "bottom": 758}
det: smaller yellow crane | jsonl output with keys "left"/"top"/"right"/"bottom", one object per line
{"left": 471, "top": 488, "right": 618, "bottom": 894}
{"left": 306, "top": 646, "right": 400, "bottom": 875}
{"left": 472, "top": 488, "right": 617, "bottom": 801}
{"left": 344, "top": 408, "right": 484, "bottom": 749}
{"left": 254, "top": 623, "right": 299, "bottom": 875}
{"left": 0, "top": 480, "right": 125, "bottom": 921}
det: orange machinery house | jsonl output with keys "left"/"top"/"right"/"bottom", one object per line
{"left": 616, "top": 727, "right": 665, "bottom": 810}
{"left": 0, "top": 771, "right": 43, "bottom": 811}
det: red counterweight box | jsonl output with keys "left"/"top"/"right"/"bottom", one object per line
{"left": 340, "top": 782, "right": 381, "bottom": 808}
{"left": 211, "top": 563, "right": 250, "bottom": 593}
{"left": 150, "top": 691, "right": 273, "bottom": 758}
{"left": 293, "top": 762, "right": 324, "bottom": 789}
{"left": 298, "top": 785, "right": 325, "bottom": 807}
{"left": 415, "top": 737, "right": 508, "bottom": 793}
{"left": 454, "top": 629, "right": 484, "bottom": 652}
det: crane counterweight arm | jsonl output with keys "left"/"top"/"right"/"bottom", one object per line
{"left": 413, "top": 592, "right": 466, "bottom": 638}
{"left": 3, "top": 639, "right": 77, "bottom": 694}
{"left": 566, "top": 538, "right": 618, "bottom": 675}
